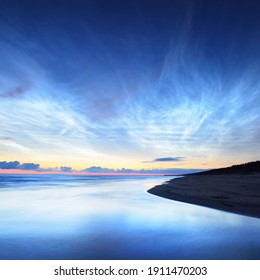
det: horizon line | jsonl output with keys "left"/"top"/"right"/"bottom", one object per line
{"left": 0, "top": 169, "right": 183, "bottom": 176}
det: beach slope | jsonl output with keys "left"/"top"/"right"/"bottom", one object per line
{"left": 148, "top": 163, "right": 260, "bottom": 218}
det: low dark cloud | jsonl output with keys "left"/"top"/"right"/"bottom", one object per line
{"left": 39, "top": 167, "right": 55, "bottom": 172}
{"left": 0, "top": 160, "right": 39, "bottom": 170}
{"left": 81, "top": 166, "right": 114, "bottom": 173}
{"left": 18, "top": 163, "right": 40, "bottom": 170}
{"left": 0, "top": 161, "right": 20, "bottom": 169}
{"left": 0, "top": 160, "right": 204, "bottom": 175}
{"left": 153, "top": 157, "right": 184, "bottom": 162}
{"left": 81, "top": 166, "right": 143, "bottom": 173}
{"left": 60, "top": 166, "right": 73, "bottom": 172}
{"left": 81, "top": 166, "right": 203, "bottom": 175}
{"left": 143, "top": 157, "right": 185, "bottom": 163}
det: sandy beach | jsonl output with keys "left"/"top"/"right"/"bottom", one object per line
{"left": 148, "top": 174, "right": 260, "bottom": 218}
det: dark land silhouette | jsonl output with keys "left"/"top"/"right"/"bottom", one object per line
{"left": 188, "top": 161, "right": 260, "bottom": 175}
{"left": 148, "top": 161, "right": 260, "bottom": 218}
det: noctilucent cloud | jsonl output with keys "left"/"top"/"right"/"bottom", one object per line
{"left": 0, "top": 0, "right": 259, "bottom": 172}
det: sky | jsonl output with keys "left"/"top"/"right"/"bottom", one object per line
{"left": 0, "top": 0, "right": 259, "bottom": 174}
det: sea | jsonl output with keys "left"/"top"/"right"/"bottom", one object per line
{"left": 0, "top": 174, "right": 260, "bottom": 260}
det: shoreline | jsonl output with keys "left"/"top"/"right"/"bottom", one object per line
{"left": 148, "top": 174, "right": 260, "bottom": 219}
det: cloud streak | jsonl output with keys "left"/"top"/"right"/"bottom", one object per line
{"left": 153, "top": 157, "right": 184, "bottom": 162}
{"left": 143, "top": 157, "right": 185, "bottom": 163}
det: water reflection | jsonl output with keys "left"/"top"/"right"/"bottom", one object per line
{"left": 0, "top": 175, "right": 259, "bottom": 259}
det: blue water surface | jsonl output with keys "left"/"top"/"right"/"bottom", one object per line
{"left": 0, "top": 174, "right": 259, "bottom": 259}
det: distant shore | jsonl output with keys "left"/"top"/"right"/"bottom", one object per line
{"left": 148, "top": 174, "right": 260, "bottom": 219}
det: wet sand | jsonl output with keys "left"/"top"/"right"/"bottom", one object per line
{"left": 148, "top": 174, "right": 260, "bottom": 218}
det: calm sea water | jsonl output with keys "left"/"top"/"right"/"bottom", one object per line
{"left": 0, "top": 174, "right": 259, "bottom": 260}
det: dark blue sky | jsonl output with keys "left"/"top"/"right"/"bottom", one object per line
{"left": 0, "top": 0, "right": 259, "bottom": 171}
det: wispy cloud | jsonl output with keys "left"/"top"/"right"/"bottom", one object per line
{"left": 0, "top": 1, "right": 259, "bottom": 168}
{"left": 0, "top": 82, "right": 32, "bottom": 98}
